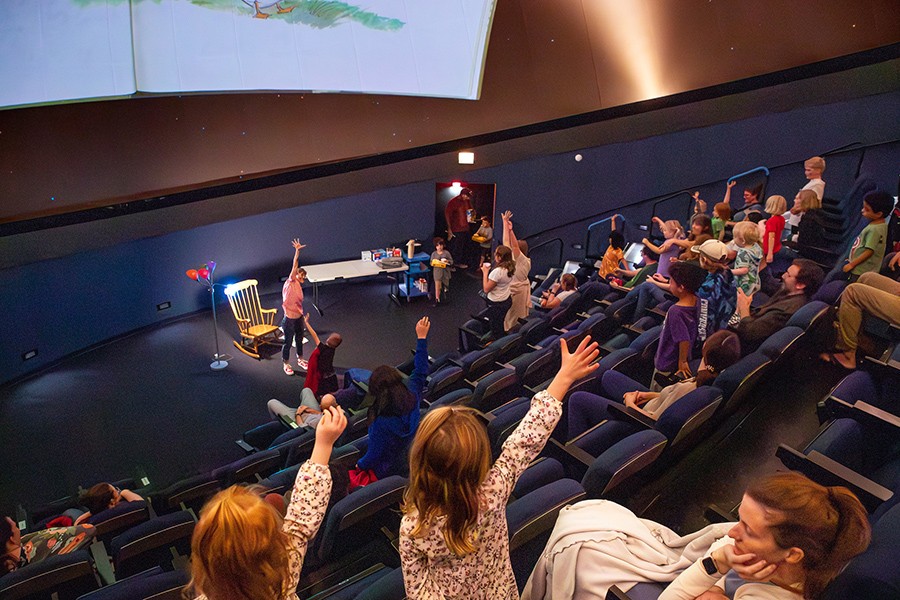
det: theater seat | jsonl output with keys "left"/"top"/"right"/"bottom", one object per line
{"left": 76, "top": 567, "right": 189, "bottom": 600}
{"left": 0, "top": 549, "right": 99, "bottom": 600}
{"left": 110, "top": 510, "right": 195, "bottom": 579}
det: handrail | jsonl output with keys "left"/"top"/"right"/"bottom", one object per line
{"left": 727, "top": 166, "right": 769, "bottom": 184}
{"left": 528, "top": 237, "right": 563, "bottom": 268}
{"left": 584, "top": 217, "right": 614, "bottom": 260}
{"left": 649, "top": 191, "right": 694, "bottom": 236}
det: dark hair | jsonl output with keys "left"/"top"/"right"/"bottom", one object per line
{"left": 80, "top": 483, "right": 115, "bottom": 515}
{"left": 792, "top": 259, "right": 824, "bottom": 297}
{"left": 494, "top": 245, "right": 516, "bottom": 277}
{"left": 433, "top": 237, "right": 445, "bottom": 247}
{"left": 0, "top": 516, "right": 12, "bottom": 550}
{"left": 1, "top": 517, "right": 16, "bottom": 575}
{"left": 367, "top": 366, "right": 415, "bottom": 424}
{"left": 641, "top": 246, "right": 660, "bottom": 262}
{"left": 746, "top": 183, "right": 764, "bottom": 202}
{"left": 609, "top": 230, "right": 626, "bottom": 251}
{"left": 696, "top": 330, "right": 741, "bottom": 387}
{"left": 480, "top": 215, "right": 492, "bottom": 225}
{"left": 668, "top": 261, "right": 707, "bottom": 294}
{"left": 745, "top": 212, "right": 763, "bottom": 224}
{"left": 560, "top": 273, "right": 577, "bottom": 291}
{"left": 862, "top": 190, "right": 894, "bottom": 218}
{"left": 746, "top": 472, "right": 870, "bottom": 599}
{"left": 690, "top": 214, "right": 713, "bottom": 239}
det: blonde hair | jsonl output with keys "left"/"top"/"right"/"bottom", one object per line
{"left": 402, "top": 407, "right": 491, "bottom": 557}
{"left": 796, "top": 189, "right": 821, "bottom": 212}
{"left": 732, "top": 221, "right": 760, "bottom": 245}
{"left": 663, "top": 220, "right": 685, "bottom": 239}
{"left": 765, "top": 195, "right": 787, "bottom": 215}
{"left": 805, "top": 156, "right": 826, "bottom": 173}
{"left": 190, "top": 486, "right": 293, "bottom": 600}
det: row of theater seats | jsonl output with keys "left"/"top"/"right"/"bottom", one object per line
{"left": 608, "top": 367, "right": 900, "bottom": 599}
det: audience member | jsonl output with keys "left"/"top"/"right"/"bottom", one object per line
{"left": 355, "top": 317, "right": 430, "bottom": 479}
{"left": 842, "top": 190, "right": 892, "bottom": 281}
{"left": 473, "top": 215, "right": 494, "bottom": 265}
{"left": 652, "top": 262, "right": 708, "bottom": 390}
{"left": 820, "top": 271, "right": 900, "bottom": 370}
{"left": 567, "top": 330, "right": 740, "bottom": 437}
{"left": 399, "top": 337, "right": 599, "bottom": 600}
{"left": 430, "top": 237, "right": 453, "bottom": 306}
{"left": 282, "top": 238, "right": 308, "bottom": 376}
{"left": 613, "top": 246, "right": 659, "bottom": 292}
{"left": 660, "top": 472, "right": 868, "bottom": 600}
{"left": 786, "top": 156, "right": 827, "bottom": 233}
{"left": 724, "top": 180, "right": 765, "bottom": 218}
{"left": 732, "top": 259, "right": 824, "bottom": 353}
{"left": 189, "top": 406, "right": 346, "bottom": 600}
{"left": 1, "top": 516, "right": 96, "bottom": 576}
{"left": 481, "top": 246, "right": 515, "bottom": 339}
{"left": 673, "top": 214, "right": 714, "bottom": 261}
{"left": 692, "top": 240, "right": 738, "bottom": 335}
{"left": 501, "top": 211, "right": 533, "bottom": 331}
{"left": 785, "top": 189, "right": 826, "bottom": 249}
{"left": 762, "top": 195, "right": 787, "bottom": 264}
{"left": 540, "top": 273, "right": 578, "bottom": 309}
{"left": 642, "top": 217, "right": 685, "bottom": 281}
{"left": 268, "top": 391, "right": 338, "bottom": 430}
{"left": 712, "top": 202, "right": 731, "bottom": 241}
{"left": 301, "top": 314, "right": 341, "bottom": 396}
{"left": 598, "top": 215, "right": 627, "bottom": 280}
{"left": 730, "top": 221, "right": 763, "bottom": 297}
{"left": 73, "top": 483, "right": 144, "bottom": 525}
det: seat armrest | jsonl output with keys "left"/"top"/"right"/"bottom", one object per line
{"left": 235, "top": 439, "right": 256, "bottom": 453}
{"left": 606, "top": 402, "right": 655, "bottom": 430}
{"left": 775, "top": 444, "right": 893, "bottom": 513}
{"left": 825, "top": 397, "right": 900, "bottom": 431}
{"left": 606, "top": 586, "right": 635, "bottom": 600}
{"left": 704, "top": 504, "right": 737, "bottom": 524}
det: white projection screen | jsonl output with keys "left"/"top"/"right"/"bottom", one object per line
{"left": 0, "top": 0, "right": 497, "bottom": 109}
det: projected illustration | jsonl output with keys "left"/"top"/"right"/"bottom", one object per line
{"left": 0, "top": 0, "right": 495, "bottom": 108}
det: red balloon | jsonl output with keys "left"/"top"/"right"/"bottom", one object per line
{"left": 197, "top": 268, "right": 210, "bottom": 280}
{"left": 186, "top": 269, "right": 199, "bottom": 280}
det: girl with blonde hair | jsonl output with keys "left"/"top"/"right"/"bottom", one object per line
{"left": 188, "top": 406, "right": 347, "bottom": 600}
{"left": 399, "top": 336, "right": 601, "bottom": 599}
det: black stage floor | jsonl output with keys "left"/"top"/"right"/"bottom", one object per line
{"left": 0, "top": 271, "right": 843, "bottom": 533}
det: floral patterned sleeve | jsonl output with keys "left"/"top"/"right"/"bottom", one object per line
{"left": 481, "top": 390, "right": 562, "bottom": 510}
{"left": 283, "top": 460, "right": 332, "bottom": 592}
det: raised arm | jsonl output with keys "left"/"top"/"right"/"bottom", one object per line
{"left": 408, "top": 317, "right": 430, "bottom": 400}
{"left": 303, "top": 314, "right": 320, "bottom": 346}
{"left": 501, "top": 210, "right": 521, "bottom": 258}
{"left": 284, "top": 406, "right": 346, "bottom": 591}
{"left": 722, "top": 179, "right": 736, "bottom": 205}
{"left": 610, "top": 214, "right": 618, "bottom": 231}
{"left": 482, "top": 337, "right": 600, "bottom": 507}
{"left": 289, "top": 238, "right": 306, "bottom": 278}
{"left": 692, "top": 192, "right": 707, "bottom": 215}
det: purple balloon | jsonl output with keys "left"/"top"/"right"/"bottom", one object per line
{"left": 208, "top": 261, "right": 217, "bottom": 273}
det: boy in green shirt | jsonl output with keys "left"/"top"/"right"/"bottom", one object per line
{"left": 843, "top": 191, "right": 894, "bottom": 280}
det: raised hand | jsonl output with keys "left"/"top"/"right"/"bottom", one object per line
{"left": 292, "top": 239, "right": 306, "bottom": 251}
{"left": 727, "top": 180, "right": 737, "bottom": 189}
{"left": 315, "top": 406, "right": 347, "bottom": 448}
{"left": 415, "top": 316, "right": 431, "bottom": 339}
{"left": 558, "top": 336, "right": 600, "bottom": 383}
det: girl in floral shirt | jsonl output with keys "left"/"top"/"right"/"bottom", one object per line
{"left": 189, "top": 406, "right": 347, "bottom": 600}
{"left": 399, "top": 336, "right": 600, "bottom": 599}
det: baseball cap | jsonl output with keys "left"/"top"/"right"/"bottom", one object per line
{"left": 691, "top": 239, "right": 730, "bottom": 262}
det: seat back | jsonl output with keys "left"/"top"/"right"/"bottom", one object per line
{"left": 582, "top": 429, "right": 667, "bottom": 499}
{"left": 469, "top": 368, "right": 521, "bottom": 413}
{"left": 0, "top": 549, "right": 98, "bottom": 600}
{"left": 88, "top": 501, "right": 151, "bottom": 547}
{"left": 510, "top": 347, "right": 559, "bottom": 389}
{"left": 211, "top": 448, "right": 282, "bottom": 485}
{"left": 151, "top": 474, "right": 221, "bottom": 516}
{"left": 655, "top": 386, "right": 723, "bottom": 450}
{"left": 426, "top": 365, "right": 464, "bottom": 401}
{"left": 224, "top": 279, "right": 275, "bottom": 333}
{"left": 76, "top": 567, "right": 190, "bottom": 600}
{"left": 714, "top": 352, "right": 772, "bottom": 414}
{"left": 314, "top": 476, "right": 407, "bottom": 562}
{"left": 487, "top": 397, "right": 532, "bottom": 459}
{"left": 111, "top": 511, "right": 195, "bottom": 578}
{"left": 757, "top": 325, "right": 806, "bottom": 362}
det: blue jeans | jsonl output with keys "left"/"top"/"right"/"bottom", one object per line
{"left": 281, "top": 316, "right": 304, "bottom": 362}
{"left": 633, "top": 282, "right": 667, "bottom": 321}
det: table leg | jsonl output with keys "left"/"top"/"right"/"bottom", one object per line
{"left": 388, "top": 275, "right": 401, "bottom": 307}
{"left": 313, "top": 282, "right": 324, "bottom": 316}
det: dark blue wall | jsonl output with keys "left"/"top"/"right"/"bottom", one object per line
{"left": 1, "top": 91, "right": 897, "bottom": 384}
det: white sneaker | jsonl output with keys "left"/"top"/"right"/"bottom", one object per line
{"left": 297, "top": 358, "right": 309, "bottom": 372}
{"left": 283, "top": 363, "right": 294, "bottom": 376}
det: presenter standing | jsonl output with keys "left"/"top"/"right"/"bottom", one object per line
{"left": 282, "top": 239, "right": 307, "bottom": 376}
{"left": 445, "top": 187, "right": 474, "bottom": 269}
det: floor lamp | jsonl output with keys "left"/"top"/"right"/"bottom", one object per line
{"left": 186, "top": 261, "right": 232, "bottom": 370}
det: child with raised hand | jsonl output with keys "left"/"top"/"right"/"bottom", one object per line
{"left": 399, "top": 336, "right": 600, "bottom": 600}
{"left": 642, "top": 217, "right": 685, "bottom": 281}
{"left": 651, "top": 262, "right": 708, "bottom": 390}
{"left": 597, "top": 214, "right": 627, "bottom": 280}
{"left": 190, "top": 405, "right": 347, "bottom": 600}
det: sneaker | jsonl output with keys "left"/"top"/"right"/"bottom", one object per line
{"left": 297, "top": 358, "right": 309, "bottom": 372}
{"left": 283, "top": 363, "right": 294, "bottom": 376}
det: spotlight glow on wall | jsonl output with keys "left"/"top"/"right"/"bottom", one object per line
{"left": 458, "top": 151, "right": 475, "bottom": 165}
{"left": 451, "top": 181, "right": 462, "bottom": 190}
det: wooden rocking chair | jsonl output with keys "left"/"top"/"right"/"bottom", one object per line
{"left": 224, "top": 279, "right": 282, "bottom": 359}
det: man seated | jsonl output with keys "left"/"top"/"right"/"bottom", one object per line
{"left": 73, "top": 483, "right": 144, "bottom": 525}
{"left": 611, "top": 246, "right": 659, "bottom": 292}
{"left": 268, "top": 391, "right": 338, "bottom": 430}
{"left": 730, "top": 258, "right": 824, "bottom": 353}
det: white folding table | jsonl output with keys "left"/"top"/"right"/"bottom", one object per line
{"left": 303, "top": 259, "right": 409, "bottom": 315}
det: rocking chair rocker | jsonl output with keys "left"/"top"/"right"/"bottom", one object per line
{"left": 224, "top": 279, "right": 282, "bottom": 359}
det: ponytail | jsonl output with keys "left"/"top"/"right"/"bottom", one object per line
{"left": 495, "top": 245, "right": 516, "bottom": 278}
{"left": 746, "top": 473, "right": 871, "bottom": 599}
